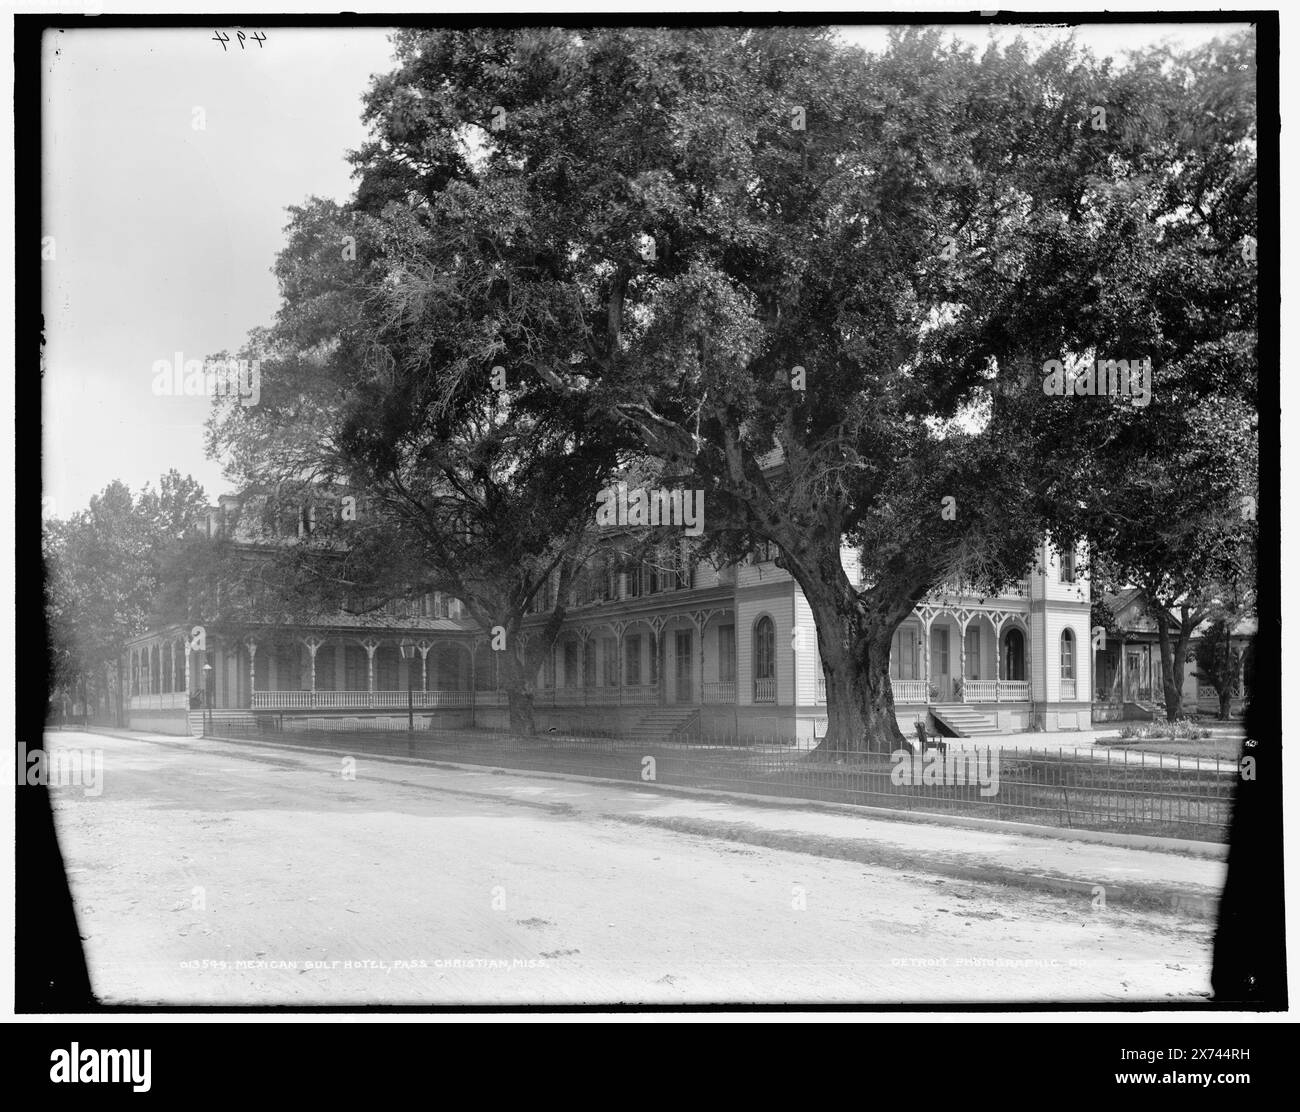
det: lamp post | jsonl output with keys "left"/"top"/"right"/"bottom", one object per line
{"left": 398, "top": 638, "right": 415, "bottom": 733}
{"left": 202, "top": 663, "right": 213, "bottom": 736}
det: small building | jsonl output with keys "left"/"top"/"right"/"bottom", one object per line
{"left": 1092, "top": 588, "right": 1254, "bottom": 720}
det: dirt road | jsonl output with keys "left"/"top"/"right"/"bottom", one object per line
{"left": 46, "top": 729, "right": 1213, "bottom": 1005}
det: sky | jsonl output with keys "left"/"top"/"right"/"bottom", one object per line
{"left": 41, "top": 20, "right": 1250, "bottom": 518}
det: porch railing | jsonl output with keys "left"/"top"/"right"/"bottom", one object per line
{"left": 958, "top": 679, "right": 1032, "bottom": 702}
{"left": 887, "top": 678, "right": 1031, "bottom": 705}
{"left": 892, "top": 679, "right": 929, "bottom": 704}
{"left": 754, "top": 677, "right": 776, "bottom": 703}
{"left": 250, "top": 689, "right": 485, "bottom": 711}
{"left": 962, "top": 680, "right": 999, "bottom": 703}
{"left": 128, "top": 692, "right": 189, "bottom": 711}
{"left": 702, "top": 681, "right": 736, "bottom": 704}
{"left": 539, "top": 684, "right": 662, "bottom": 706}
{"left": 1060, "top": 678, "right": 1077, "bottom": 701}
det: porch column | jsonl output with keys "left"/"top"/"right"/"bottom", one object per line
{"left": 1025, "top": 621, "right": 1034, "bottom": 704}
{"left": 417, "top": 641, "right": 431, "bottom": 695}
{"left": 650, "top": 617, "right": 667, "bottom": 705}
{"left": 304, "top": 636, "right": 324, "bottom": 708}
{"left": 362, "top": 638, "right": 380, "bottom": 708}
{"left": 184, "top": 641, "right": 191, "bottom": 702}
{"left": 920, "top": 613, "right": 933, "bottom": 702}
{"left": 993, "top": 614, "right": 1006, "bottom": 701}
{"left": 244, "top": 638, "right": 258, "bottom": 708}
{"left": 578, "top": 628, "right": 591, "bottom": 706}
{"left": 613, "top": 621, "right": 627, "bottom": 704}
{"left": 958, "top": 617, "right": 969, "bottom": 699}
{"left": 690, "top": 609, "right": 715, "bottom": 706}
{"left": 701, "top": 623, "right": 706, "bottom": 706}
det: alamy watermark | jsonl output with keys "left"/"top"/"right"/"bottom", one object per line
{"left": 18, "top": 742, "right": 103, "bottom": 796}
{"left": 595, "top": 482, "right": 704, "bottom": 536}
{"left": 1042, "top": 356, "right": 1152, "bottom": 408}
{"left": 151, "top": 352, "right": 261, "bottom": 406}
{"left": 890, "top": 747, "right": 1000, "bottom": 797}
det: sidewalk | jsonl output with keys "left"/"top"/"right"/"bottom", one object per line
{"left": 129, "top": 728, "right": 1228, "bottom": 921}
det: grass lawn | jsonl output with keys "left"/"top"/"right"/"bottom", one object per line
{"left": 1094, "top": 724, "right": 1246, "bottom": 762}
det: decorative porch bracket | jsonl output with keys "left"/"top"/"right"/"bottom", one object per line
{"left": 303, "top": 636, "right": 325, "bottom": 706}
{"left": 359, "top": 638, "right": 381, "bottom": 707}
{"left": 244, "top": 637, "right": 258, "bottom": 699}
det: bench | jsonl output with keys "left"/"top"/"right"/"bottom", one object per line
{"left": 914, "top": 719, "right": 947, "bottom": 756}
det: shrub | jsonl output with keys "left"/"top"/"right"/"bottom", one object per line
{"left": 1118, "top": 719, "right": 1211, "bottom": 741}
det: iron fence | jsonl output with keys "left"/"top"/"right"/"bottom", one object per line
{"left": 201, "top": 718, "right": 1236, "bottom": 843}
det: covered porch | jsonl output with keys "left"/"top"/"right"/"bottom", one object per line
{"left": 172, "top": 629, "right": 492, "bottom": 712}
{"left": 850, "top": 604, "right": 1033, "bottom": 707}
{"left": 540, "top": 606, "right": 738, "bottom": 707}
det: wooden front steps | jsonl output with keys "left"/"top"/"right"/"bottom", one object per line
{"left": 928, "top": 704, "right": 1000, "bottom": 737}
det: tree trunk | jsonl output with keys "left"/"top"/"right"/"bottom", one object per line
{"left": 500, "top": 650, "right": 537, "bottom": 737}
{"left": 506, "top": 685, "right": 536, "bottom": 736}
{"left": 815, "top": 633, "right": 905, "bottom": 756}
{"left": 1218, "top": 625, "right": 1236, "bottom": 720}
{"left": 1154, "top": 609, "right": 1192, "bottom": 722}
{"left": 793, "top": 560, "right": 912, "bottom": 757}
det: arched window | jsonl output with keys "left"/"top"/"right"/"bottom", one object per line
{"left": 1060, "top": 629, "right": 1075, "bottom": 680}
{"left": 754, "top": 617, "right": 775, "bottom": 679}
{"left": 754, "top": 616, "right": 775, "bottom": 702}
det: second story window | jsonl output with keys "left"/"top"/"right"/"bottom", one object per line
{"left": 603, "top": 555, "right": 618, "bottom": 601}
{"left": 676, "top": 545, "right": 693, "bottom": 590}
{"left": 1059, "top": 549, "right": 1075, "bottom": 584}
{"left": 625, "top": 556, "right": 643, "bottom": 598}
